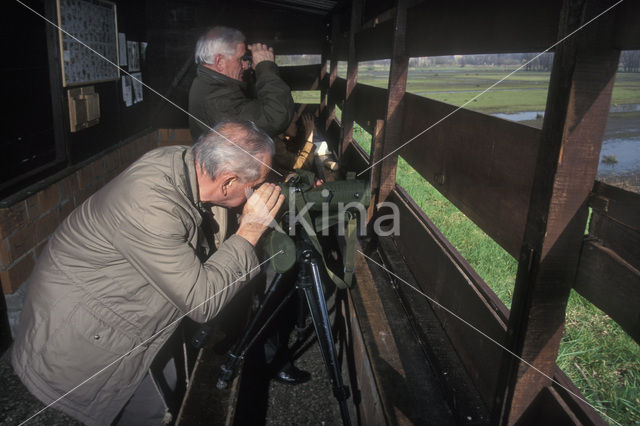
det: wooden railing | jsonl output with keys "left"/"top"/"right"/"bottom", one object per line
{"left": 280, "top": 0, "right": 639, "bottom": 423}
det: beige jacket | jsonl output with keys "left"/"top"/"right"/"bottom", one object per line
{"left": 11, "top": 146, "right": 259, "bottom": 425}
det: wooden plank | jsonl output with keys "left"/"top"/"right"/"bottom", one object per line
{"left": 325, "top": 119, "right": 342, "bottom": 155}
{"left": 589, "top": 181, "right": 640, "bottom": 270}
{"left": 339, "top": 0, "right": 363, "bottom": 158}
{"left": 574, "top": 240, "right": 640, "bottom": 344}
{"left": 327, "top": 77, "right": 346, "bottom": 108}
{"left": 278, "top": 64, "right": 321, "bottom": 91}
{"left": 377, "top": 235, "right": 490, "bottom": 423}
{"left": 343, "top": 289, "right": 385, "bottom": 425}
{"left": 322, "top": 13, "right": 341, "bottom": 133}
{"left": 400, "top": 94, "right": 540, "bottom": 258}
{"left": 352, "top": 83, "right": 387, "bottom": 135}
{"left": 373, "top": 0, "right": 408, "bottom": 205}
{"left": 552, "top": 367, "right": 608, "bottom": 426}
{"left": 516, "top": 386, "right": 581, "bottom": 426}
{"left": 355, "top": 0, "right": 561, "bottom": 61}
{"left": 389, "top": 186, "right": 508, "bottom": 410}
{"left": 351, "top": 241, "right": 456, "bottom": 425}
{"left": 354, "top": 1, "right": 637, "bottom": 61}
{"left": 612, "top": 0, "right": 640, "bottom": 50}
{"left": 496, "top": 0, "right": 621, "bottom": 423}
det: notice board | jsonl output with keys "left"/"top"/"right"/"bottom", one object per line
{"left": 57, "top": 0, "right": 119, "bottom": 86}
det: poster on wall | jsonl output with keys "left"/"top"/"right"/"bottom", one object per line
{"left": 118, "top": 32, "right": 127, "bottom": 66}
{"left": 57, "top": 0, "right": 119, "bottom": 86}
{"left": 127, "top": 41, "right": 140, "bottom": 72}
{"left": 131, "top": 73, "right": 143, "bottom": 104}
{"left": 122, "top": 75, "right": 132, "bottom": 107}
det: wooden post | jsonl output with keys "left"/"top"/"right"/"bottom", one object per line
{"left": 339, "top": 0, "right": 363, "bottom": 158}
{"left": 319, "top": 19, "right": 330, "bottom": 126}
{"left": 323, "top": 13, "right": 341, "bottom": 134}
{"left": 495, "top": 0, "right": 620, "bottom": 423}
{"left": 370, "top": 0, "right": 409, "bottom": 207}
{"left": 367, "top": 119, "right": 385, "bottom": 223}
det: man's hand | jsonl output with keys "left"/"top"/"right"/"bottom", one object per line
{"left": 236, "top": 183, "right": 284, "bottom": 246}
{"left": 248, "top": 43, "right": 275, "bottom": 66}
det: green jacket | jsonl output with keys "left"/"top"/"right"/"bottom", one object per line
{"left": 188, "top": 62, "right": 294, "bottom": 139}
{"left": 11, "top": 146, "right": 259, "bottom": 425}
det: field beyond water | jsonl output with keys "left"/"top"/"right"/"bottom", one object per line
{"left": 341, "top": 64, "right": 640, "bottom": 425}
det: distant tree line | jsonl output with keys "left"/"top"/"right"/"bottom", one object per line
{"left": 620, "top": 50, "right": 640, "bottom": 72}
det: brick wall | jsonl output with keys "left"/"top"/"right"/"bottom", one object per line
{"left": 0, "top": 128, "right": 193, "bottom": 294}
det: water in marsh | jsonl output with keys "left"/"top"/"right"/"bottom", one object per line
{"left": 491, "top": 105, "right": 640, "bottom": 179}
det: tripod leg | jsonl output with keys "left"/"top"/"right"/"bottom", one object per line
{"left": 217, "top": 271, "right": 294, "bottom": 389}
{"left": 298, "top": 253, "right": 351, "bottom": 426}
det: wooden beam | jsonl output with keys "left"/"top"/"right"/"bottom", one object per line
{"left": 278, "top": 64, "right": 321, "bottom": 91}
{"left": 390, "top": 186, "right": 508, "bottom": 410}
{"left": 354, "top": 0, "right": 637, "bottom": 61}
{"left": 352, "top": 83, "right": 387, "bottom": 135}
{"left": 495, "top": 1, "right": 621, "bottom": 423}
{"left": 589, "top": 181, "right": 640, "bottom": 271}
{"left": 339, "top": 0, "right": 363, "bottom": 158}
{"left": 351, "top": 241, "right": 456, "bottom": 424}
{"left": 574, "top": 240, "right": 640, "bottom": 344}
{"left": 399, "top": 94, "right": 540, "bottom": 258}
{"left": 371, "top": 0, "right": 409, "bottom": 208}
{"left": 319, "top": 25, "right": 330, "bottom": 126}
{"left": 322, "top": 13, "right": 341, "bottom": 133}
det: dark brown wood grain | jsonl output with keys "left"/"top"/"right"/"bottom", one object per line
{"left": 574, "top": 240, "right": 640, "bottom": 344}
{"left": 389, "top": 187, "right": 508, "bottom": 410}
{"left": 278, "top": 64, "right": 321, "bottom": 91}
{"left": 399, "top": 93, "right": 541, "bottom": 258}
{"left": 352, "top": 0, "right": 637, "bottom": 62}
{"left": 351, "top": 83, "right": 387, "bottom": 135}
{"left": 496, "top": 1, "right": 621, "bottom": 423}
{"left": 589, "top": 182, "right": 640, "bottom": 271}
{"left": 339, "top": 0, "right": 363, "bottom": 158}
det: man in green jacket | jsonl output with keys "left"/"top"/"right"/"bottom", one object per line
{"left": 10, "top": 120, "right": 284, "bottom": 425}
{"left": 188, "top": 26, "right": 294, "bottom": 140}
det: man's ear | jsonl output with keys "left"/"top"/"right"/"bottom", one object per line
{"left": 213, "top": 54, "right": 225, "bottom": 73}
{"left": 221, "top": 175, "right": 238, "bottom": 196}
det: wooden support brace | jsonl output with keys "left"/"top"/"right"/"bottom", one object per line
{"left": 370, "top": 0, "right": 408, "bottom": 208}
{"left": 495, "top": 0, "right": 620, "bottom": 423}
{"left": 323, "top": 14, "right": 341, "bottom": 134}
{"left": 339, "top": 0, "right": 363, "bottom": 159}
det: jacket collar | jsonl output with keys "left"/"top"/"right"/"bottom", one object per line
{"left": 180, "top": 147, "right": 205, "bottom": 212}
{"left": 197, "top": 64, "right": 247, "bottom": 90}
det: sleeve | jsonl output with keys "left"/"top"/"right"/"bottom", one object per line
{"left": 111, "top": 200, "right": 260, "bottom": 323}
{"left": 207, "top": 62, "right": 294, "bottom": 136}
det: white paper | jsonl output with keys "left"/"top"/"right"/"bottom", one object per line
{"left": 118, "top": 33, "right": 127, "bottom": 66}
{"left": 122, "top": 76, "right": 133, "bottom": 107}
{"left": 140, "top": 42, "right": 148, "bottom": 63}
{"left": 131, "top": 72, "right": 143, "bottom": 104}
{"left": 122, "top": 75, "right": 132, "bottom": 107}
{"left": 127, "top": 41, "right": 140, "bottom": 72}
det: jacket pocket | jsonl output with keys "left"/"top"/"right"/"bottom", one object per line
{"left": 37, "top": 303, "right": 137, "bottom": 407}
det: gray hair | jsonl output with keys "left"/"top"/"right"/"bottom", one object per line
{"left": 195, "top": 26, "right": 245, "bottom": 65}
{"left": 193, "top": 120, "right": 274, "bottom": 182}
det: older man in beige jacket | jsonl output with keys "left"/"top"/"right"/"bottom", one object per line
{"left": 10, "top": 120, "right": 283, "bottom": 425}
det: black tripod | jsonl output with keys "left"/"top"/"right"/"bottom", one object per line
{"left": 216, "top": 227, "right": 352, "bottom": 425}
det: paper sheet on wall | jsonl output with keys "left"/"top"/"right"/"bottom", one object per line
{"left": 118, "top": 33, "right": 127, "bottom": 66}
{"left": 131, "top": 73, "right": 143, "bottom": 104}
{"left": 122, "top": 75, "right": 132, "bottom": 107}
{"left": 127, "top": 41, "right": 140, "bottom": 72}
{"left": 140, "top": 42, "right": 148, "bottom": 63}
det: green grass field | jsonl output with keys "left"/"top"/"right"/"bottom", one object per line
{"left": 348, "top": 71, "right": 640, "bottom": 423}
